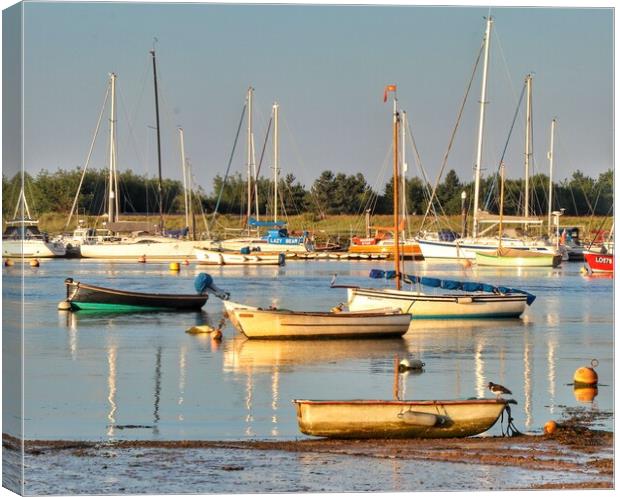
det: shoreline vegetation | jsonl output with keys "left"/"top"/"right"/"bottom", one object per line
{"left": 3, "top": 167, "right": 613, "bottom": 237}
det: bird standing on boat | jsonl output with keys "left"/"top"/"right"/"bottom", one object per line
{"left": 488, "top": 382, "right": 512, "bottom": 398}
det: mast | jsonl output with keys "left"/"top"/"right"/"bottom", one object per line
{"left": 150, "top": 49, "right": 164, "bottom": 233}
{"left": 187, "top": 160, "right": 195, "bottom": 240}
{"left": 401, "top": 110, "right": 408, "bottom": 237}
{"left": 107, "top": 73, "right": 118, "bottom": 224}
{"left": 472, "top": 16, "right": 493, "bottom": 239}
{"left": 498, "top": 163, "right": 505, "bottom": 250}
{"left": 391, "top": 91, "right": 401, "bottom": 290}
{"left": 178, "top": 127, "right": 189, "bottom": 230}
{"left": 272, "top": 102, "right": 279, "bottom": 223}
{"left": 524, "top": 73, "right": 533, "bottom": 228}
{"left": 547, "top": 118, "right": 556, "bottom": 237}
{"left": 246, "top": 87, "right": 254, "bottom": 231}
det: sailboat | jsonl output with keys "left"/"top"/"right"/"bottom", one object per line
{"left": 79, "top": 54, "right": 214, "bottom": 260}
{"left": 2, "top": 187, "right": 66, "bottom": 258}
{"left": 218, "top": 96, "right": 314, "bottom": 254}
{"left": 474, "top": 164, "right": 562, "bottom": 267}
{"left": 343, "top": 84, "right": 535, "bottom": 319}
{"left": 416, "top": 19, "right": 558, "bottom": 260}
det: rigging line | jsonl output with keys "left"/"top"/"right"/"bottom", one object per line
{"left": 65, "top": 82, "right": 111, "bottom": 230}
{"left": 247, "top": 116, "right": 272, "bottom": 220}
{"left": 419, "top": 41, "right": 484, "bottom": 232}
{"left": 483, "top": 80, "right": 526, "bottom": 210}
{"left": 210, "top": 103, "right": 247, "bottom": 228}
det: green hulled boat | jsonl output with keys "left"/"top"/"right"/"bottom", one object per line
{"left": 475, "top": 247, "right": 562, "bottom": 268}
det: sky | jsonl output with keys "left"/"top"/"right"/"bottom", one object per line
{"left": 6, "top": 1, "right": 615, "bottom": 195}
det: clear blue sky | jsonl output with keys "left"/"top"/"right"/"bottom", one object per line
{"left": 17, "top": 2, "right": 613, "bottom": 194}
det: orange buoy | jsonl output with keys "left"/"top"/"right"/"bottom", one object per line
{"left": 543, "top": 420, "right": 558, "bottom": 435}
{"left": 169, "top": 262, "right": 180, "bottom": 271}
{"left": 211, "top": 329, "right": 223, "bottom": 341}
{"left": 574, "top": 385, "right": 598, "bottom": 403}
{"left": 4, "top": 259, "right": 14, "bottom": 267}
{"left": 573, "top": 359, "right": 599, "bottom": 387}
{"left": 30, "top": 259, "right": 40, "bottom": 267}
{"left": 138, "top": 255, "right": 147, "bottom": 263}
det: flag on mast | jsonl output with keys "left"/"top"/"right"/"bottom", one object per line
{"left": 383, "top": 84, "right": 397, "bottom": 102}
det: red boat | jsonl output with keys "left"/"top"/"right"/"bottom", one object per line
{"left": 584, "top": 251, "right": 614, "bottom": 274}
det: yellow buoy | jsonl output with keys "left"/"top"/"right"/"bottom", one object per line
{"left": 186, "top": 325, "right": 216, "bottom": 334}
{"left": 574, "top": 385, "right": 598, "bottom": 403}
{"left": 573, "top": 359, "right": 599, "bottom": 387}
{"left": 543, "top": 420, "right": 557, "bottom": 435}
{"left": 30, "top": 259, "right": 40, "bottom": 267}
{"left": 138, "top": 255, "right": 147, "bottom": 263}
{"left": 169, "top": 262, "right": 180, "bottom": 271}
{"left": 579, "top": 266, "right": 588, "bottom": 274}
{"left": 4, "top": 259, "right": 14, "bottom": 267}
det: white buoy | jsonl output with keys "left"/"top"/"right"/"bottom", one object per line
{"left": 57, "top": 301, "right": 72, "bottom": 311}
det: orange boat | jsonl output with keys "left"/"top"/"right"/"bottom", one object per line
{"left": 349, "top": 227, "right": 422, "bottom": 258}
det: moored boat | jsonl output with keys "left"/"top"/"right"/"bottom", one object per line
{"left": 226, "top": 303, "right": 410, "bottom": 339}
{"left": 195, "top": 247, "right": 285, "bottom": 266}
{"left": 63, "top": 273, "right": 229, "bottom": 312}
{"left": 584, "top": 251, "right": 614, "bottom": 273}
{"left": 475, "top": 247, "right": 562, "bottom": 267}
{"left": 293, "top": 398, "right": 515, "bottom": 438}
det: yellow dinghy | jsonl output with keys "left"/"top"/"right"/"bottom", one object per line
{"left": 293, "top": 398, "right": 516, "bottom": 439}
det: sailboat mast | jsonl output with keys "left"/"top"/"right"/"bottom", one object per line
{"left": 547, "top": 118, "right": 556, "bottom": 236}
{"left": 107, "top": 73, "right": 118, "bottom": 224}
{"left": 472, "top": 16, "right": 493, "bottom": 239}
{"left": 524, "top": 73, "right": 533, "bottom": 227}
{"left": 178, "top": 127, "right": 189, "bottom": 229}
{"left": 401, "top": 110, "right": 408, "bottom": 237}
{"left": 498, "top": 163, "right": 505, "bottom": 250}
{"left": 273, "top": 102, "right": 279, "bottom": 223}
{"left": 246, "top": 87, "right": 254, "bottom": 231}
{"left": 150, "top": 49, "right": 164, "bottom": 233}
{"left": 392, "top": 94, "right": 401, "bottom": 290}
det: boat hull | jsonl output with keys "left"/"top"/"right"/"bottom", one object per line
{"left": 416, "top": 237, "right": 558, "bottom": 260}
{"left": 474, "top": 250, "right": 562, "bottom": 267}
{"left": 79, "top": 239, "right": 215, "bottom": 259}
{"left": 195, "top": 248, "right": 285, "bottom": 266}
{"left": 293, "top": 399, "right": 511, "bottom": 438}
{"left": 219, "top": 238, "right": 311, "bottom": 253}
{"left": 228, "top": 306, "right": 411, "bottom": 339}
{"left": 348, "top": 241, "right": 422, "bottom": 258}
{"left": 347, "top": 287, "right": 527, "bottom": 319}
{"left": 584, "top": 252, "right": 614, "bottom": 273}
{"left": 65, "top": 280, "right": 208, "bottom": 311}
{"left": 2, "top": 240, "right": 66, "bottom": 258}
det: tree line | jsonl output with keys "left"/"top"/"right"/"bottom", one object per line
{"left": 2, "top": 167, "right": 613, "bottom": 222}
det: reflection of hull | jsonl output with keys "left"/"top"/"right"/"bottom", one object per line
{"left": 584, "top": 252, "right": 613, "bottom": 273}
{"left": 294, "top": 399, "right": 512, "bottom": 438}
{"left": 3, "top": 239, "right": 66, "bottom": 257}
{"left": 195, "top": 248, "right": 285, "bottom": 266}
{"left": 347, "top": 287, "right": 527, "bottom": 319}
{"left": 475, "top": 249, "right": 562, "bottom": 268}
{"left": 227, "top": 336, "right": 409, "bottom": 370}
{"left": 64, "top": 279, "right": 208, "bottom": 311}
{"left": 228, "top": 305, "right": 411, "bottom": 339}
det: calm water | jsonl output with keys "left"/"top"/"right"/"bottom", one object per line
{"left": 3, "top": 258, "right": 614, "bottom": 441}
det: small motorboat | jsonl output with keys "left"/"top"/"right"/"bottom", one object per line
{"left": 474, "top": 247, "right": 562, "bottom": 268}
{"left": 293, "top": 398, "right": 516, "bottom": 439}
{"left": 224, "top": 301, "right": 410, "bottom": 339}
{"left": 62, "top": 273, "right": 229, "bottom": 312}
{"left": 194, "top": 248, "right": 285, "bottom": 266}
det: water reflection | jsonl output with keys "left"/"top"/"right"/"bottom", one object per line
{"left": 153, "top": 347, "right": 162, "bottom": 436}
{"left": 106, "top": 340, "right": 117, "bottom": 438}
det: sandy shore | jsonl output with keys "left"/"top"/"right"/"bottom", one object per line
{"left": 3, "top": 421, "right": 613, "bottom": 493}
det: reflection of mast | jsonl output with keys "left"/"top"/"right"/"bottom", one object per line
{"left": 271, "top": 365, "right": 280, "bottom": 437}
{"left": 153, "top": 347, "right": 162, "bottom": 435}
{"left": 107, "top": 342, "right": 117, "bottom": 438}
{"left": 474, "top": 338, "right": 486, "bottom": 398}
{"left": 178, "top": 346, "right": 187, "bottom": 421}
{"left": 547, "top": 334, "right": 557, "bottom": 414}
{"left": 245, "top": 365, "right": 254, "bottom": 437}
{"left": 523, "top": 337, "right": 533, "bottom": 429}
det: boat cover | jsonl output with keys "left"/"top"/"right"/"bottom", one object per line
{"left": 248, "top": 218, "right": 286, "bottom": 227}
{"left": 368, "top": 269, "right": 536, "bottom": 305}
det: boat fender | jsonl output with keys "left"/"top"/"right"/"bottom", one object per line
{"left": 456, "top": 296, "right": 473, "bottom": 304}
{"left": 398, "top": 411, "right": 440, "bottom": 427}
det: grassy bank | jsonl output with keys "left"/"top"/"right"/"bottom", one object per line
{"left": 35, "top": 212, "right": 613, "bottom": 243}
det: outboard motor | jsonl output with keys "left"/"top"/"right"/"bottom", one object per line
{"left": 194, "top": 273, "right": 230, "bottom": 300}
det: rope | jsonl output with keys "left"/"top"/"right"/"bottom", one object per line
{"left": 209, "top": 103, "right": 247, "bottom": 229}
{"left": 500, "top": 403, "right": 522, "bottom": 437}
